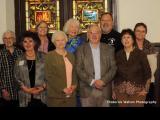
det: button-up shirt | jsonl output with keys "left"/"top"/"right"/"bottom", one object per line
{"left": 0, "top": 47, "right": 23, "bottom": 100}
{"left": 89, "top": 43, "right": 101, "bottom": 86}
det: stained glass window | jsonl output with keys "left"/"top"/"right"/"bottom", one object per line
{"left": 73, "top": 0, "right": 108, "bottom": 32}
{"left": 25, "top": 0, "right": 60, "bottom": 33}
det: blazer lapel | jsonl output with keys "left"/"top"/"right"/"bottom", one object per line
{"left": 20, "top": 56, "right": 30, "bottom": 87}
{"left": 100, "top": 43, "right": 105, "bottom": 77}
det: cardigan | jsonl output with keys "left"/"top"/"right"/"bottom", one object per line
{"left": 14, "top": 52, "right": 46, "bottom": 107}
{"left": 45, "top": 51, "right": 77, "bottom": 100}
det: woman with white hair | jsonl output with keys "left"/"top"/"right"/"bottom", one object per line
{"left": 45, "top": 31, "right": 77, "bottom": 107}
{"left": 63, "top": 18, "right": 85, "bottom": 53}
{"left": 0, "top": 30, "right": 23, "bottom": 107}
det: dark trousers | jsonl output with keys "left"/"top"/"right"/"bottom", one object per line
{"left": 76, "top": 92, "right": 81, "bottom": 107}
{"left": 76, "top": 79, "right": 81, "bottom": 107}
{"left": 0, "top": 98, "right": 19, "bottom": 107}
{"left": 144, "top": 83, "right": 156, "bottom": 107}
{"left": 27, "top": 99, "right": 47, "bottom": 107}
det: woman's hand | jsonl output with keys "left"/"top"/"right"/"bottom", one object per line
{"left": 2, "top": 89, "right": 11, "bottom": 101}
{"left": 63, "top": 88, "right": 72, "bottom": 95}
{"left": 21, "top": 85, "right": 44, "bottom": 95}
{"left": 137, "top": 79, "right": 151, "bottom": 96}
{"left": 137, "top": 89, "right": 147, "bottom": 96}
{"left": 63, "top": 85, "right": 77, "bottom": 94}
{"left": 31, "top": 87, "right": 44, "bottom": 95}
{"left": 70, "top": 85, "right": 76, "bottom": 92}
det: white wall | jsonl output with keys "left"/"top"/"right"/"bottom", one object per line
{"left": 117, "top": 0, "right": 160, "bottom": 43}
{"left": 6, "top": 0, "right": 15, "bottom": 34}
{"left": 0, "top": 0, "right": 15, "bottom": 44}
{"left": 0, "top": 0, "right": 7, "bottom": 44}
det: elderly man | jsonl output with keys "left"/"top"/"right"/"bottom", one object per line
{"left": 0, "top": 31, "right": 22, "bottom": 107}
{"left": 76, "top": 24, "right": 117, "bottom": 107}
{"left": 100, "top": 12, "right": 123, "bottom": 52}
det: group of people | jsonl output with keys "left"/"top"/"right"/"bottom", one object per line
{"left": 0, "top": 12, "right": 159, "bottom": 107}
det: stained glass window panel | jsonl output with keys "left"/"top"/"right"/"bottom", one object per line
{"left": 73, "top": 0, "right": 108, "bottom": 32}
{"left": 25, "top": 0, "right": 60, "bottom": 33}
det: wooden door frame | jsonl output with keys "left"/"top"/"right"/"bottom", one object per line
{"left": 14, "top": 0, "right": 26, "bottom": 40}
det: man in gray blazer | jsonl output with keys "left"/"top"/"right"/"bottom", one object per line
{"left": 76, "top": 24, "right": 117, "bottom": 107}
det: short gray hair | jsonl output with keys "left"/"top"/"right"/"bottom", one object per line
{"left": 51, "top": 31, "right": 68, "bottom": 44}
{"left": 87, "top": 24, "right": 102, "bottom": 33}
{"left": 87, "top": 24, "right": 102, "bottom": 40}
{"left": 2, "top": 30, "right": 16, "bottom": 39}
{"left": 63, "top": 18, "right": 81, "bottom": 34}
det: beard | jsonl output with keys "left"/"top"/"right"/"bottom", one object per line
{"left": 101, "top": 24, "right": 111, "bottom": 34}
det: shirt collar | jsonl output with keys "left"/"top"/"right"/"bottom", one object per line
{"left": 89, "top": 42, "right": 100, "bottom": 49}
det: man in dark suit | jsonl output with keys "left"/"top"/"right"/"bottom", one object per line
{"left": 76, "top": 24, "right": 117, "bottom": 107}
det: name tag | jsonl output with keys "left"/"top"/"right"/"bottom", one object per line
{"left": 19, "top": 61, "right": 24, "bottom": 66}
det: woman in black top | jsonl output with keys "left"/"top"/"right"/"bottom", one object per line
{"left": 14, "top": 31, "right": 47, "bottom": 107}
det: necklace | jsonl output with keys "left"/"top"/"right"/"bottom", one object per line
{"left": 26, "top": 52, "right": 36, "bottom": 60}
{"left": 27, "top": 60, "right": 35, "bottom": 72}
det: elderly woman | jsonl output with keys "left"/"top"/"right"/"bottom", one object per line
{"left": 0, "top": 31, "right": 23, "bottom": 107}
{"left": 63, "top": 18, "right": 85, "bottom": 106}
{"left": 14, "top": 31, "right": 46, "bottom": 107}
{"left": 113, "top": 29, "right": 151, "bottom": 107}
{"left": 36, "top": 21, "right": 55, "bottom": 53}
{"left": 45, "top": 31, "right": 77, "bottom": 107}
{"left": 63, "top": 18, "right": 85, "bottom": 53}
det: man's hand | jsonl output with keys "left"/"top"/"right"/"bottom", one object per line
{"left": 94, "top": 80, "right": 105, "bottom": 90}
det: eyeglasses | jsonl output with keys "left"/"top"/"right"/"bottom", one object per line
{"left": 3, "top": 37, "right": 14, "bottom": 40}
